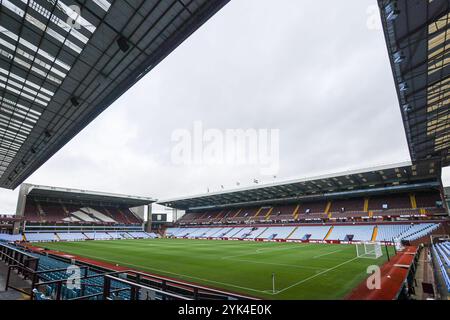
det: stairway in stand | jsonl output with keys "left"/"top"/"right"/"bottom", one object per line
{"left": 324, "top": 226, "right": 334, "bottom": 240}
{"left": 286, "top": 226, "right": 299, "bottom": 240}
{"left": 371, "top": 226, "right": 378, "bottom": 241}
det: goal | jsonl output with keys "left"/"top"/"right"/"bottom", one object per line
{"left": 356, "top": 242, "right": 383, "bottom": 259}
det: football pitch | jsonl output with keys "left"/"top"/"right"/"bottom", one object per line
{"left": 36, "top": 239, "right": 394, "bottom": 299}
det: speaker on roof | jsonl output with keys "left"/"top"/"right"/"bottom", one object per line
{"left": 117, "top": 36, "right": 130, "bottom": 52}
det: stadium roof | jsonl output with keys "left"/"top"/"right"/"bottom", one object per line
{"left": 158, "top": 160, "right": 442, "bottom": 210}
{"left": 379, "top": 0, "right": 450, "bottom": 167}
{"left": 19, "top": 183, "right": 155, "bottom": 207}
{"left": 0, "top": 0, "right": 230, "bottom": 189}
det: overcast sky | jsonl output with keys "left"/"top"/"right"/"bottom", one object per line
{"left": 0, "top": 0, "right": 449, "bottom": 214}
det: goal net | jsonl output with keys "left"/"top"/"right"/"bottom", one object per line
{"left": 356, "top": 242, "right": 383, "bottom": 259}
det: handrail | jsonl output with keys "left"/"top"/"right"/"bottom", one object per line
{"left": 0, "top": 243, "right": 39, "bottom": 260}
{"left": 33, "top": 269, "right": 192, "bottom": 301}
{"left": 0, "top": 254, "right": 36, "bottom": 269}
{"left": 105, "top": 269, "right": 258, "bottom": 300}
{"left": 4, "top": 263, "right": 41, "bottom": 299}
{"left": 104, "top": 274, "right": 192, "bottom": 300}
{"left": 35, "top": 265, "right": 89, "bottom": 275}
{"left": 37, "top": 270, "right": 118, "bottom": 286}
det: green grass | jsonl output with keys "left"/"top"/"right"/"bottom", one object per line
{"left": 36, "top": 238, "right": 394, "bottom": 299}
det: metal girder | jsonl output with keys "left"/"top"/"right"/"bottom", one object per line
{"left": 0, "top": 0, "right": 230, "bottom": 189}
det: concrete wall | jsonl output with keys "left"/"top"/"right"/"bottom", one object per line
{"left": 15, "top": 184, "right": 32, "bottom": 217}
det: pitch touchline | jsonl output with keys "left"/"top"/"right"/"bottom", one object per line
{"left": 274, "top": 256, "right": 361, "bottom": 294}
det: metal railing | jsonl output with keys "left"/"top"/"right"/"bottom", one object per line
{"left": 1, "top": 243, "right": 256, "bottom": 300}
{"left": 32, "top": 268, "right": 254, "bottom": 300}
{"left": 1, "top": 242, "right": 39, "bottom": 295}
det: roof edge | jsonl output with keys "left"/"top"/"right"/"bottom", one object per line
{"left": 158, "top": 161, "right": 413, "bottom": 204}
{"left": 22, "top": 183, "right": 156, "bottom": 203}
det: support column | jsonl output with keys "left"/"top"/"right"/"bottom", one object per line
{"left": 145, "top": 204, "right": 153, "bottom": 232}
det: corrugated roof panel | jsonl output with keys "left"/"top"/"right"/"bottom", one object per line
{"left": 0, "top": 0, "right": 230, "bottom": 188}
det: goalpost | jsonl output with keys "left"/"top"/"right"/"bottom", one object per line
{"left": 356, "top": 241, "right": 383, "bottom": 259}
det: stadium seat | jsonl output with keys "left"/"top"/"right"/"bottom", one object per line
{"left": 24, "top": 233, "right": 56, "bottom": 242}
{"left": 288, "top": 226, "right": 331, "bottom": 240}
{"left": 23, "top": 199, "right": 143, "bottom": 226}
{"left": 57, "top": 233, "right": 87, "bottom": 241}
{"left": 432, "top": 242, "right": 450, "bottom": 293}
{"left": 327, "top": 225, "right": 375, "bottom": 241}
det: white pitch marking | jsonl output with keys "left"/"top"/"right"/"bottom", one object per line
{"left": 255, "top": 243, "right": 314, "bottom": 253}
{"left": 63, "top": 252, "right": 271, "bottom": 295}
{"left": 274, "top": 256, "right": 361, "bottom": 294}
{"left": 221, "top": 243, "right": 315, "bottom": 260}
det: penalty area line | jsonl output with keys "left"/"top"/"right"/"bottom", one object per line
{"left": 274, "top": 256, "right": 361, "bottom": 294}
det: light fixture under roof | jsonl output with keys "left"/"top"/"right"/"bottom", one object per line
{"left": 399, "top": 82, "right": 409, "bottom": 92}
{"left": 403, "top": 104, "right": 412, "bottom": 113}
{"left": 117, "top": 36, "right": 130, "bottom": 52}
